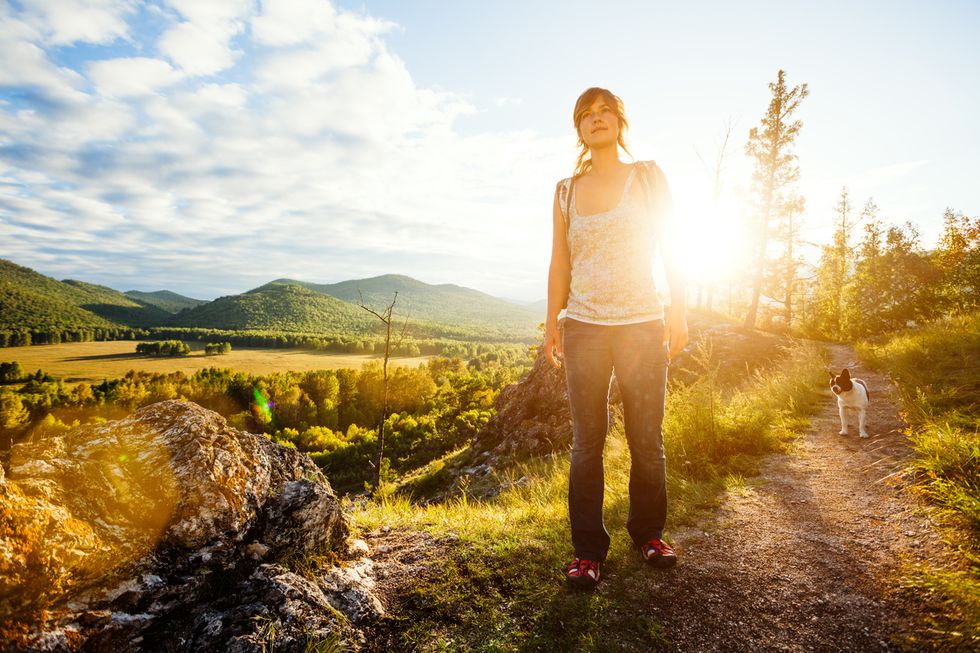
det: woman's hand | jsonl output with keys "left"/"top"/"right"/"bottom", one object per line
{"left": 543, "top": 321, "right": 563, "bottom": 369}
{"left": 664, "top": 306, "right": 688, "bottom": 360}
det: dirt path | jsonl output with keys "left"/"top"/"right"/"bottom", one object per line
{"left": 646, "top": 343, "right": 953, "bottom": 652}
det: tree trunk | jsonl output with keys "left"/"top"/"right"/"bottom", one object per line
{"left": 374, "top": 313, "right": 393, "bottom": 491}
{"left": 744, "top": 199, "right": 772, "bottom": 329}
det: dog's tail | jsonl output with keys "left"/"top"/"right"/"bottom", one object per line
{"left": 855, "top": 379, "right": 870, "bottom": 402}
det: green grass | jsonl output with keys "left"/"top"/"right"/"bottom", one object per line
{"left": 346, "top": 341, "right": 828, "bottom": 651}
{"left": 857, "top": 311, "right": 980, "bottom": 649}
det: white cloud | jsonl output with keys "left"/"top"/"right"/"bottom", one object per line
{"left": 158, "top": 0, "right": 254, "bottom": 76}
{"left": 88, "top": 57, "right": 183, "bottom": 97}
{"left": 18, "top": 0, "right": 135, "bottom": 46}
{"left": 251, "top": 0, "right": 338, "bottom": 46}
{"left": 0, "top": 0, "right": 567, "bottom": 301}
{"left": 0, "top": 13, "right": 87, "bottom": 102}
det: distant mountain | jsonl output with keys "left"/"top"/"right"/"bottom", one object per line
{"left": 167, "top": 283, "right": 377, "bottom": 334}
{"left": 0, "top": 259, "right": 170, "bottom": 331}
{"left": 60, "top": 280, "right": 171, "bottom": 327}
{"left": 1, "top": 258, "right": 540, "bottom": 343}
{"left": 125, "top": 290, "right": 206, "bottom": 314}
{"left": 524, "top": 298, "right": 547, "bottom": 316}
{"left": 259, "top": 274, "right": 540, "bottom": 338}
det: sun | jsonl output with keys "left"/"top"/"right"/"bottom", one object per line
{"left": 678, "top": 195, "right": 747, "bottom": 287}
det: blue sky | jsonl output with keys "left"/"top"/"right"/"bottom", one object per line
{"left": 1, "top": 0, "right": 977, "bottom": 302}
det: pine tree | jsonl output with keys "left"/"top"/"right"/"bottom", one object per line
{"left": 805, "top": 188, "right": 860, "bottom": 339}
{"left": 764, "top": 193, "right": 806, "bottom": 327}
{"left": 743, "top": 69, "right": 809, "bottom": 329}
{"left": 845, "top": 199, "right": 886, "bottom": 336}
{"left": 934, "top": 208, "right": 980, "bottom": 311}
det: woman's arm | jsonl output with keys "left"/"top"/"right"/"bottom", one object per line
{"left": 543, "top": 184, "right": 571, "bottom": 369}
{"left": 652, "top": 165, "right": 689, "bottom": 358}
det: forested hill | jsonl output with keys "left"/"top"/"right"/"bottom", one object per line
{"left": 264, "top": 274, "right": 542, "bottom": 337}
{"left": 124, "top": 290, "right": 206, "bottom": 314}
{"left": 166, "top": 283, "right": 378, "bottom": 334}
{"left": 0, "top": 259, "right": 170, "bottom": 330}
{"left": 1, "top": 260, "right": 543, "bottom": 343}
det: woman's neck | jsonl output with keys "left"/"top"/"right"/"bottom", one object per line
{"left": 588, "top": 145, "right": 625, "bottom": 176}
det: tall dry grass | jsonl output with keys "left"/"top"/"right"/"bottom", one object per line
{"left": 858, "top": 311, "right": 980, "bottom": 649}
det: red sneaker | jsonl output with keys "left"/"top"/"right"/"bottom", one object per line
{"left": 640, "top": 538, "right": 677, "bottom": 568}
{"left": 563, "top": 558, "right": 601, "bottom": 589}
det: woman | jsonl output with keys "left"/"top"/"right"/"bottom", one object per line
{"left": 542, "top": 87, "right": 688, "bottom": 589}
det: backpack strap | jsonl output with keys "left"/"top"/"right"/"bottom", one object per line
{"left": 635, "top": 160, "right": 657, "bottom": 220}
{"left": 556, "top": 176, "right": 574, "bottom": 235}
{"left": 636, "top": 159, "right": 675, "bottom": 237}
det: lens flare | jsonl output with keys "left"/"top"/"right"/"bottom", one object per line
{"left": 251, "top": 387, "right": 275, "bottom": 423}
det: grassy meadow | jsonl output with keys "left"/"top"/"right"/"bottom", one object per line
{"left": 857, "top": 311, "right": 980, "bottom": 647}
{"left": 0, "top": 340, "right": 431, "bottom": 384}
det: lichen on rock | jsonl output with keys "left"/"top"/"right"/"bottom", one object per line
{"left": 0, "top": 400, "right": 368, "bottom": 652}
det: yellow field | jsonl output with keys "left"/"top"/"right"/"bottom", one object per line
{"left": 1, "top": 341, "right": 432, "bottom": 384}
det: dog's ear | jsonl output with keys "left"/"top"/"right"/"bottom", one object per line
{"left": 828, "top": 371, "right": 836, "bottom": 379}
{"left": 841, "top": 368, "right": 850, "bottom": 379}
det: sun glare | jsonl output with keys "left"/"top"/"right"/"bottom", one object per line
{"left": 676, "top": 192, "right": 748, "bottom": 287}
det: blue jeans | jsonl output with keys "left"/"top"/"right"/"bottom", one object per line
{"left": 562, "top": 317, "right": 669, "bottom": 561}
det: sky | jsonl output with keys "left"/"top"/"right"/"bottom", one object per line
{"left": 1, "top": 0, "right": 977, "bottom": 302}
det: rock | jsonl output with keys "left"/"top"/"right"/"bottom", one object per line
{"left": 245, "top": 542, "right": 270, "bottom": 560}
{"left": 470, "top": 323, "right": 574, "bottom": 458}
{"left": 0, "top": 400, "right": 375, "bottom": 652}
{"left": 347, "top": 539, "right": 370, "bottom": 558}
{"left": 319, "top": 558, "right": 385, "bottom": 623}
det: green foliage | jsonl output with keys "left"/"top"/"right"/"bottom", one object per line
{"left": 136, "top": 340, "right": 191, "bottom": 357}
{"left": 204, "top": 342, "right": 232, "bottom": 356}
{"left": 802, "top": 205, "right": 978, "bottom": 341}
{"left": 0, "top": 347, "right": 534, "bottom": 484}
{"left": 933, "top": 208, "right": 980, "bottom": 314}
{"left": 0, "top": 361, "right": 24, "bottom": 383}
{"left": 0, "top": 392, "right": 31, "bottom": 431}
{"left": 857, "top": 311, "right": 980, "bottom": 647}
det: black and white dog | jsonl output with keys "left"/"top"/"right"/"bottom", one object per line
{"left": 829, "top": 368, "right": 870, "bottom": 438}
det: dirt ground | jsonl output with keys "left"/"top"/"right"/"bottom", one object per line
{"left": 639, "top": 343, "right": 956, "bottom": 652}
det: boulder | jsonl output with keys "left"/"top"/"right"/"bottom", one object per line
{"left": 0, "top": 400, "right": 364, "bottom": 652}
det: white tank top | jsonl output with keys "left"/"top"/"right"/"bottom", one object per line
{"left": 558, "top": 161, "right": 665, "bottom": 325}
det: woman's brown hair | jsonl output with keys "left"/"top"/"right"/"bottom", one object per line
{"left": 572, "top": 87, "right": 632, "bottom": 177}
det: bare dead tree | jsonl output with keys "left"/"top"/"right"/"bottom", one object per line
{"left": 357, "top": 289, "right": 410, "bottom": 493}
{"left": 694, "top": 117, "right": 736, "bottom": 313}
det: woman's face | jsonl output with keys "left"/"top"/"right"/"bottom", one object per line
{"left": 577, "top": 96, "right": 620, "bottom": 150}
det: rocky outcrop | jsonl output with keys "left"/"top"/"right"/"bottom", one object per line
{"left": 0, "top": 400, "right": 380, "bottom": 652}
{"left": 470, "top": 337, "right": 574, "bottom": 458}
